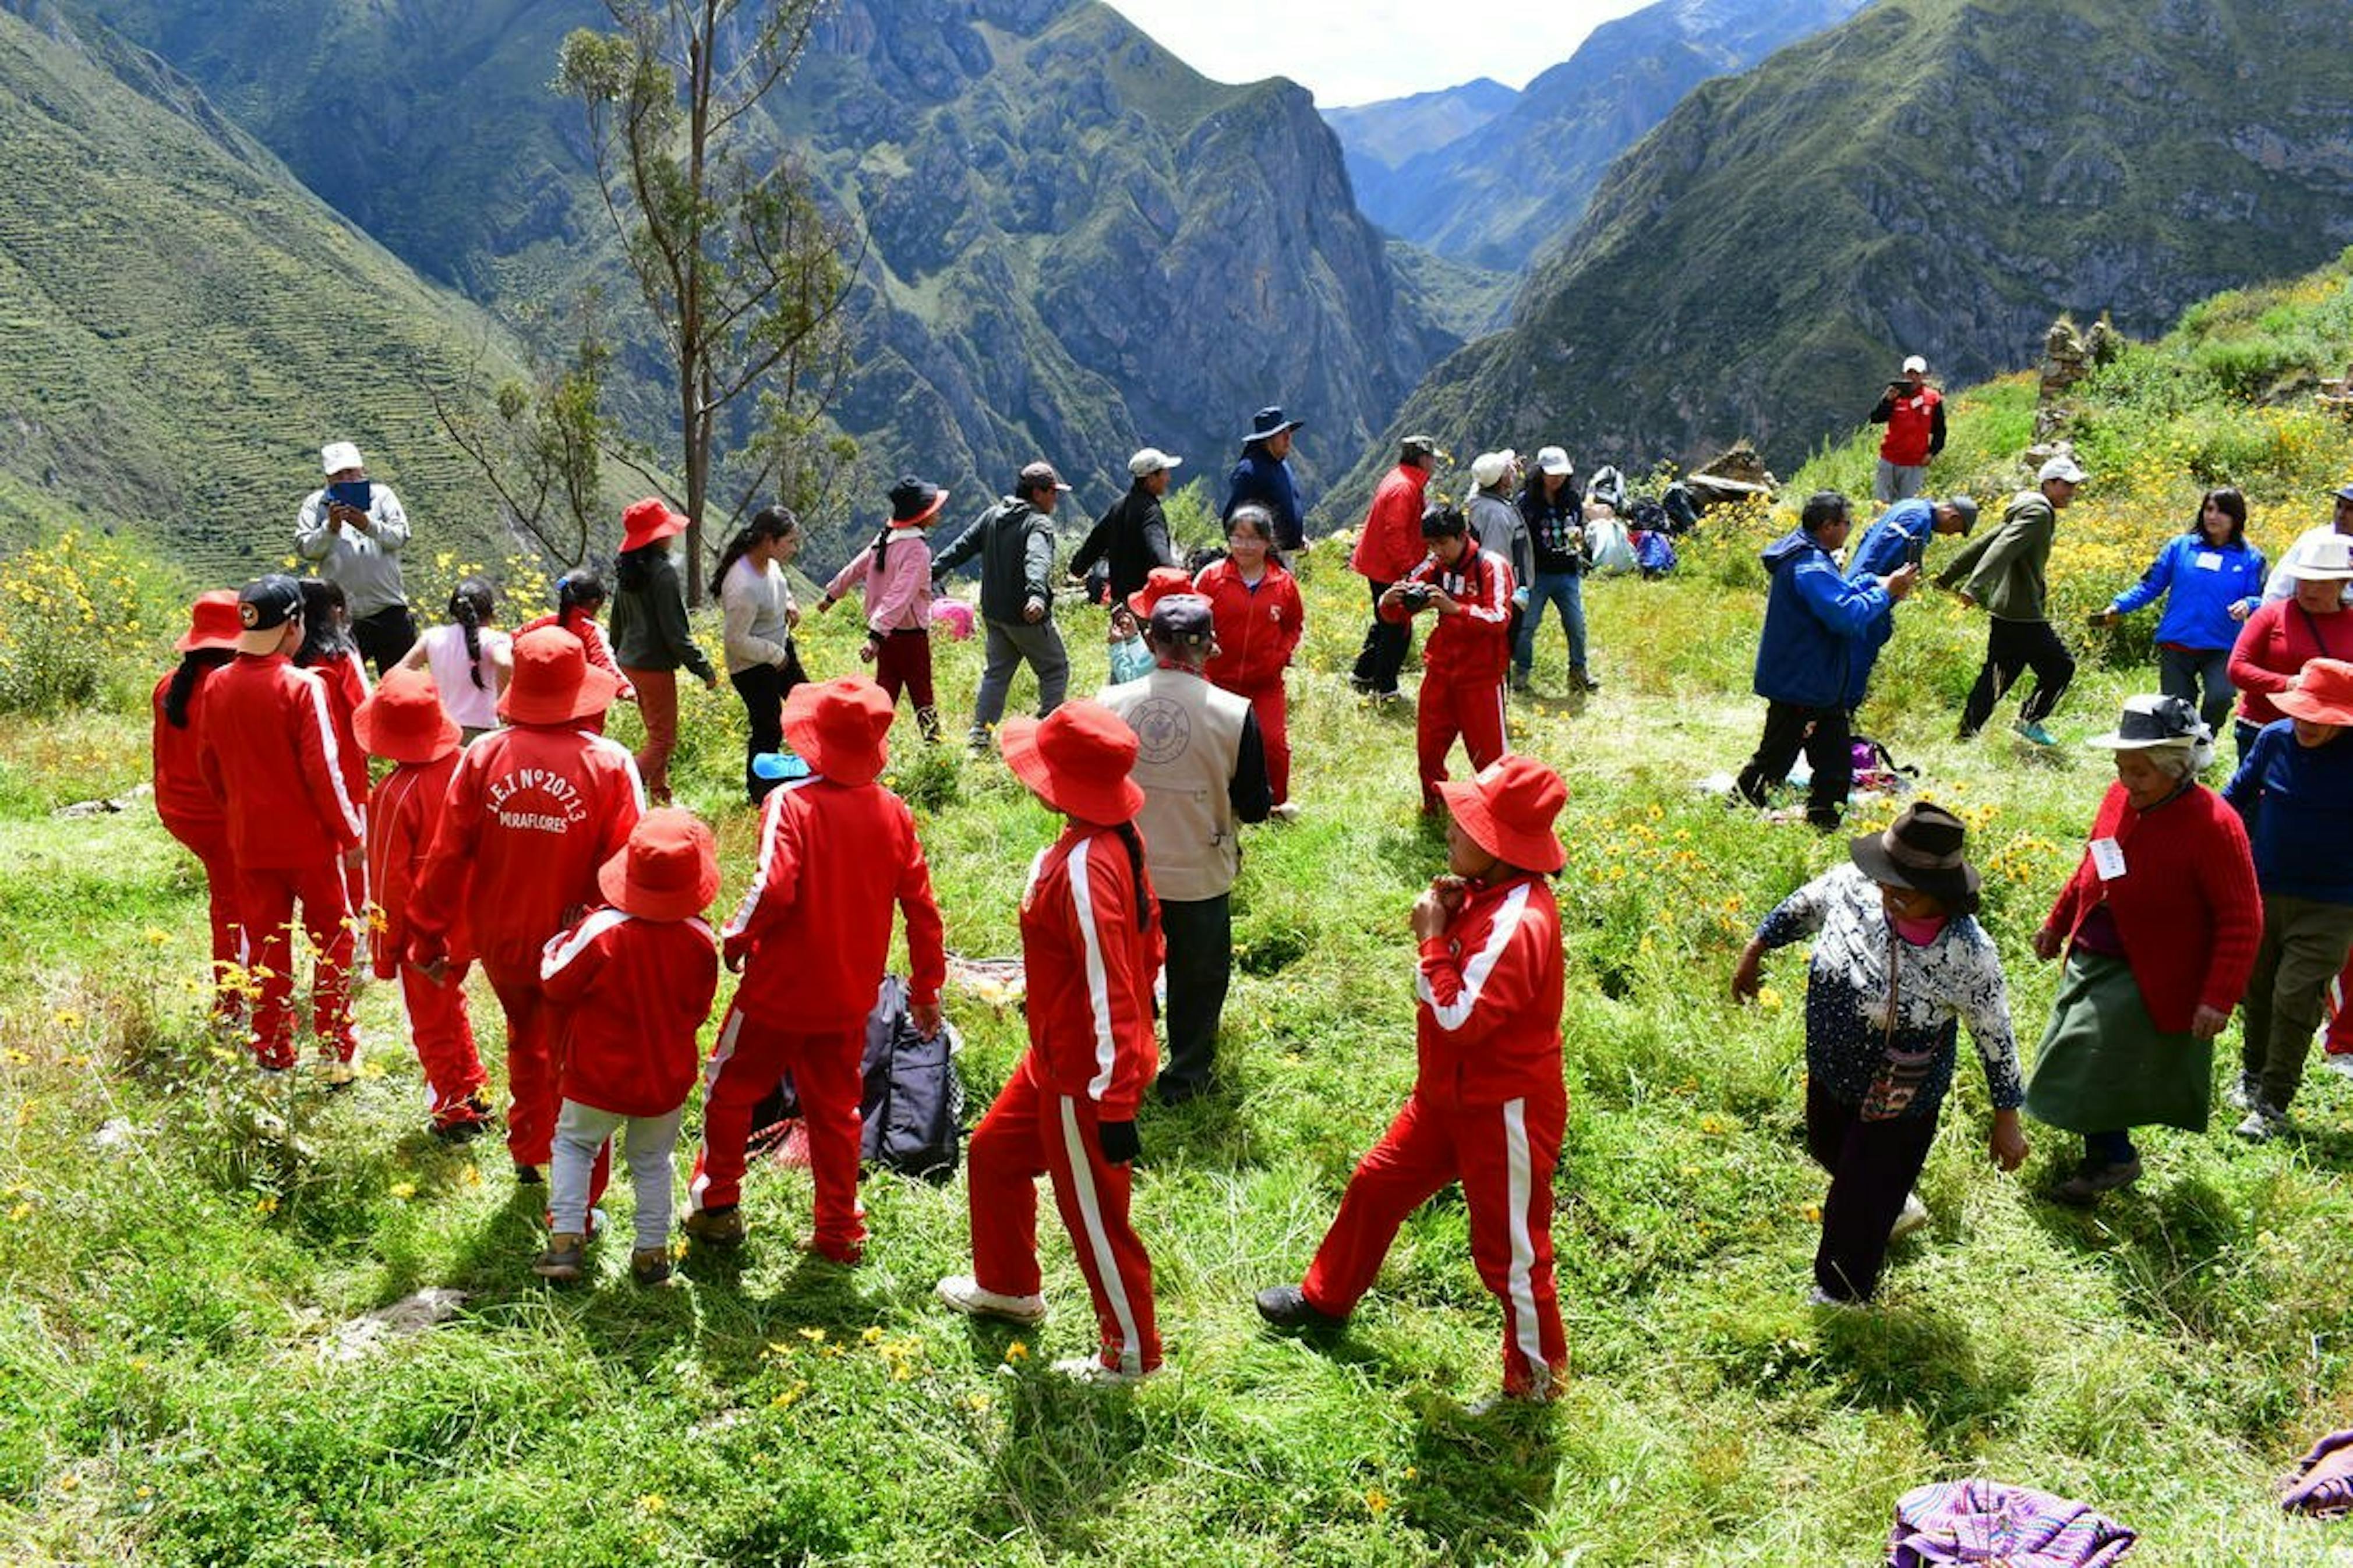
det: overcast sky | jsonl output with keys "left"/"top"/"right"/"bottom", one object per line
{"left": 1104, "top": 0, "right": 1657, "bottom": 107}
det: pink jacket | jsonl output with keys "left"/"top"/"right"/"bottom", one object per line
{"left": 826, "top": 527, "right": 934, "bottom": 635}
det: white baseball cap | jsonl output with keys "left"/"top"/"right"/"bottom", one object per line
{"left": 2037, "top": 454, "right": 2087, "bottom": 484}
{"left": 1469, "top": 449, "right": 1517, "bottom": 489}
{"left": 1535, "top": 446, "right": 1573, "bottom": 476}
{"left": 1901, "top": 355, "right": 1928, "bottom": 374}
{"left": 320, "top": 441, "right": 364, "bottom": 474}
{"left": 1128, "top": 448, "right": 1183, "bottom": 478}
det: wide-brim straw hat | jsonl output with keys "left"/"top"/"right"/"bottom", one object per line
{"left": 2083, "top": 693, "right": 2207, "bottom": 751}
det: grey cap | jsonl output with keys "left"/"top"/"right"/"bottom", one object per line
{"left": 1946, "top": 495, "right": 1980, "bottom": 532}
{"left": 1146, "top": 593, "right": 1216, "bottom": 650}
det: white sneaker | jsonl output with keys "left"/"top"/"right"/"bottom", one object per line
{"left": 1888, "top": 1191, "right": 1931, "bottom": 1241}
{"left": 2225, "top": 1071, "right": 2259, "bottom": 1111}
{"left": 1269, "top": 800, "right": 1301, "bottom": 823}
{"left": 1051, "top": 1355, "right": 1148, "bottom": 1385}
{"left": 2234, "top": 1103, "right": 2290, "bottom": 1143}
{"left": 2325, "top": 1054, "right": 2353, "bottom": 1082}
{"left": 934, "top": 1275, "right": 1047, "bottom": 1326}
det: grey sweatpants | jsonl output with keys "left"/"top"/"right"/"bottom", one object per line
{"left": 550, "top": 1098, "right": 684, "bottom": 1251}
{"left": 970, "top": 615, "right": 1070, "bottom": 743}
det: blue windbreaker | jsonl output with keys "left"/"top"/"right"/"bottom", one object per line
{"left": 1754, "top": 528, "right": 1893, "bottom": 708}
{"left": 2111, "top": 532, "right": 2267, "bottom": 651}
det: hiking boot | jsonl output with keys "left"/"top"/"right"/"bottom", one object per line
{"left": 1888, "top": 1190, "right": 1931, "bottom": 1241}
{"left": 316, "top": 1059, "right": 360, "bottom": 1092}
{"left": 1157, "top": 1073, "right": 1209, "bottom": 1107}
{"left": 534, "top": 1234, "right": 586, "bottom": 1281}
{"left": 1574, "top": 668, "right": 1601, "bottom": 693}
{"left": 630, "top": 1247, "right": 675, "bottom": 1287}
{"left": 430, "top": 1095, "right": 493, "bottom": 1145}
{"left": 2052, "top": 1155, "right": 2143, "bottom": 1207}
{"left": 1508, "top": 672, "right": 1532, "bottom": 696}
{"left": 2012, "top": 719, "right": 2059, "bottom": 746}
{"left": 1255, "top": 1284, "right": 1347, "bottom": 1332}
{"left": 681, "top": 1205, "right": 746, "bottom": 1248}
{"left": 934, "top": 1275, "right": 1047, "bottom": 1326}
{"left": 2225, "top": 1071, "right": 2260, "bottom": 1111}
{"left": 2234, "top": 1102, "right": 2290, "bottom": 1143}
{"left": 1052, "top": 1355, "right": 1149, "bottom": 1385}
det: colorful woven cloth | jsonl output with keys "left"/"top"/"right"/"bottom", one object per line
{"left": 2284, "top": 1428, "right": 2353, "bottom": 1517}
{"left": 1889, "top": 1478, "right": 2136, "bottom": 1566}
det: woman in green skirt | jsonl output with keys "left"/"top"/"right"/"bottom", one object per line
{"left": 2026, "top": 695, "right": 2262, "bottom": 1205}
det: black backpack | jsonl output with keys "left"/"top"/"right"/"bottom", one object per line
{"left": 744, "top": 975, "right": 967, "bottom": 1182}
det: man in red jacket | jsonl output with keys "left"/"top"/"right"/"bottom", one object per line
{"left": 198, "top": 575, "right": 366, "bottom": 1074}
{"left": 1381, "top": 502, "right": 1517, "bottom": 813}
{"left": 1348, "top": 436, "right": 1438, "bottom": 699}
{"left": 937, "top": 701, "right": 1165, "bottom": 1382}
{"left": 687, "top": 677, "right": 947, "bottom": 1262}
{"left": 1257, "top": 755, "right": 1570, "bottom": 1404}
{"left": 408, "top": 627, "right": 641, "bottom": 1184}
{"left": 1870, "top": 354, "right": 1946, "bottom": 503}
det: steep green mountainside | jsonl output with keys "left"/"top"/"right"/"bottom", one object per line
{"left": 0, "top": 0, "right": 521, "bottom": 581}
{"left": 1323, "top": 76, "right": 1515, "bottom": 199}
{"left": 1341, "top": 0, "right": 1866, "bottom": 272}
{"left": 1342, "top": 0, "right": 2353, "bottom": 520}
{"left": 71, "top": 0, "right": 1467, "bottom": 570}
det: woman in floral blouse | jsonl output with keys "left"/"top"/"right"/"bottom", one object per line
{"left": 1734, "top": 802, "right": 2029, "bottom": 1304}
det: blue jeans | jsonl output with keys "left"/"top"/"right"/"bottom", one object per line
{"left": 1515, "top": 569, "right": 1587, "bottom": 675}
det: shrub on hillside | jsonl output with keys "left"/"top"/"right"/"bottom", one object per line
{"left": 0, "top": 532, "right": 177, "bottom": 717}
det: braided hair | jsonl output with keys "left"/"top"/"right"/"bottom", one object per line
{"left": 554, "top": 568, "right": 607, "bottom": 636}
{"left": 1111, "top": 821, "right": 1156, "bottom": 934}
{"left": 447, "top": 576, "right": 496, "bottom": 689}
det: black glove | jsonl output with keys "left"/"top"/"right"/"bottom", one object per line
{"left": 1096, "top": 1119, "right": 1140, "bottom": 1166}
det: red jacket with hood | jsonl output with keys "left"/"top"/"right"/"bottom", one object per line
{"left": 1350, "top": 462, "right": 1433, "bottom": 584}
{"left": 540, "top": 907, "right": 719, "bottom": 1116}
{"left": 407, "top": 723, "right": 644, "bottom": 969}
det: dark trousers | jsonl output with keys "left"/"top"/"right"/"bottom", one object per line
{"left": 349, "top": 603, "right": 419, "bottom": 677}
{"left": 1158, "top": 893, "right": 1231, "bottom": 1094}
{"left": 1351, "top": 581, "right": 1409, "bottom": 695}
{"left": 1806, "top": 1078, "right": 1938, "bottom": 1303}
{"left": 732, "top": 646, "right": 808, "bottom": 804}
{"left": 1960, "top": 617, "right": 2075, "bottom": 735}
{"left": 2157, "top": 645, "right": 2235, "bottom": 735}
{"left": 1736, "top": 700, "right": 1850, "bottom": 829}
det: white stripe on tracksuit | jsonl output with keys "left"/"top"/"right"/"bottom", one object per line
{"left": 1063, "top": 838, "right": 1120, "bottom": 1100}
{"left": 581, "top": 730, "right": 649, "bottom": 813}
{"left": 688, "top": 1004, "right": 748, "bottom": 1210}
{"left": 1415, "top": 882, "right": 1530, "bottom": 1032}
{"left": 1058, "top": 1094, "right": 1143, "bottom": 1374}
{"left": 302, "top": 669, "right": 366, "bottom": 842}
{"left": 541, "top": 905, "right": 631, "bottom": 981}
{"left": 1500, "top": 1096, "right": 1551, "bottom": 1395}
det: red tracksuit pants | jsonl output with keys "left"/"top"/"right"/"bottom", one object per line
{"left": 1302, "top": 1089, "right": 1567, "bottom": 1397}
{"left": 692, "top": 1004, "right": 868, "bottom": 1260}
{"left": 967, "top": 1057, "right": 1160, "bottom": 1375}
{"left": 2326, "top": 957, "right": 2353, "bottom": 1056}
{"left": 1416, "top": 671, "right": 1507, "bottom": 812}
{"left": 235, "top": 859, "right": 353, "bottom": 1070}
{"left": 481, "top": 951, "right": 564, "bottom": 1170}
{"left": 1230, "top": 677, "right": 1291, "bottom": 804}
{"left": 398, "top": 961, "right": 487, "bottom": 1123}
{"left": 162, "top": 814, "right": 244, "bottom": 1021}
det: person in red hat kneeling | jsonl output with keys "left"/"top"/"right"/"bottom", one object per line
{"left": 937, "top": 700, "right": 1165, "bottom": 1382}
{"left": 408, "top": 627, "right": 643, "bottom": 1189}
{"left": 1256, "top": 754, "right": 1570, "bottom": 1404}
{"left": 686, "top": 676, "right": 947, "bottom": 1261}
{"left": 535, "top": 809, "right": 722, "bottom": 1284}
{"left": 355, "top": 668, "right": 490, "bottom": 1140}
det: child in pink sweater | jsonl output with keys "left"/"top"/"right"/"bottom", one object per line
{"left": 820, "top": 476, "right": 948, "bottom": 742}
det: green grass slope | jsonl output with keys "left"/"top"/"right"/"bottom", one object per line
{"left": 10, "top": 253, "right": 2353, "bottom": 1564}
{"left": 0, "top": 5, "right": 524, "bottom": 581}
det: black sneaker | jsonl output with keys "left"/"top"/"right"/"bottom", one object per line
{"left": 513, "top": 1163, "right": 545, "bottom": 1187}
{"left": 1255, "top": 1284, "right": 1347, "bottom": 1331}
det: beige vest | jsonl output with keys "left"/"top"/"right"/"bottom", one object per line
{"left": 1101, "top": 666, "right": 1249, "bottom": 902}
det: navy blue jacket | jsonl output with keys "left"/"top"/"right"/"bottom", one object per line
{"left": 2223, "top": 719, "right": 2353, "bottom": 904}
{"left": 1753, "top": 528, "right": 1893, "bottom": 709}
{"left": 1224, "top": 451, "right": 1303, "bottom": 550}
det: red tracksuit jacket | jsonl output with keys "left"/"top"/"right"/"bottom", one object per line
{"left": 722, "top": 776, "right": 948, "bottom": 1032}
{"left": 1414, "top": 873, "right": 1564, "bottom": 1107}
{"left": 196, "top": 653, "right": 365, "bottom": 869}
{"left": 1349, "top": 463, "right": 1433, "bottom": 583}
{"left": 151, "top": 671, "right": 225, "bottom": 837}
{"left": 1195, "top": 557, "right": 1303, "bottom": 690}
{"left": 303, "top": 651, "right": 372, "bottom": 809}
{"left": 408, "top": 724, "right": 645, "bottom": 968}
{"left": 1018, "top": 824, "right": 1163, "bottom": 1120}
{"left": 1382, "top": 548, "right": 1515, "bottom": 685}
{"left": 540, "top": 907, "right": 719, "bottom": 1117}
{"left": 367, "top": 752, "right": 467, "bottom": 977}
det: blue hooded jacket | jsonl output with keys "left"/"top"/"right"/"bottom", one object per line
{"left": 1846, "top": 498, "right": 1937, "bottom": 582}
{"left": 1754, "top": 527, "right": 1893, "bottom": 709}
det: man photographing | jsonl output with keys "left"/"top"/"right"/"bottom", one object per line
{"left": 296, "top": 441, "right": 418, "bottom": 675}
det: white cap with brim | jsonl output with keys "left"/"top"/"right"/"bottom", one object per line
{"left": 1902, "top": 355, "right": 1928, "bottom": 374}
{"left": 1535, "top": 446, "right": 1573, "bottom": 476}
{"left": 2287, "top": 534, "right": 2353, "bottom": 582}
{"left": 1128, "top": 448, "right": 1183, "bottom": 479}
{"left": 320, "top": 441, "right": 363, "bottom": 475}
{"left": 2038, "top": 455, "right": 2088, "bottom": 484}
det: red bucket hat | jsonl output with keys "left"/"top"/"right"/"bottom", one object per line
{"left": 1126, "top": 565, "right": 1196, "bottom": 620}
{"left": 176, "top": 590, "right": 244, "bottom": 653}
{"left": 1000, "top": 700, "right": 1144, "bottom": 824}
{"left": 597, "top": 808, "right": 721, "bottom": 922}
{"left": 1437, "top": 755, "right": 1567, "bottom": 875}
{"left": 782, "top": 675, "right": 896, "bottom": 786}
{"left": 352, "top": 668, "right": 460, "bottom": 764}
{"left": 498, "top": 625, "right": 622, "bottom": 725}
{"left": 619, "top": 495, "right": 689, "bottom": 554}
{"left": 2277, "top": 657, "right": 2353, "bottom": 727}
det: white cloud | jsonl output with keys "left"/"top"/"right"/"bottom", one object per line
{"left": 1103, "top": 0, "right": 1656, "bottom": 107}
